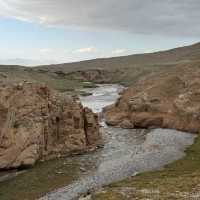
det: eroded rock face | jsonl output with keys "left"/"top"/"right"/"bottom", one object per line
{"left": 104, "top": 67, "right": 200, "bottom": 133}
{"left": 0, "top": 83, "right": 100, "bottom": 169}
{"left": 67, "top": 69, "right": 113, "bottom": 83}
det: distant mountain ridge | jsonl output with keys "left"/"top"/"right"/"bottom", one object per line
{"left": 36, "top": 42, "right": 200, "bottom": 73}
{"left": 0, "top": 42, "right": 200, "bottom": 91}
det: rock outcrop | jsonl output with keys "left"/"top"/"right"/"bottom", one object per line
{"left": 104, "top": 67, "right": 200, "bottom": 133}
{"left": 66, "top": 69, "right": 113, "bottom": 83}
{"left": 0, "top": 82, "right": 100, "bottom": 169}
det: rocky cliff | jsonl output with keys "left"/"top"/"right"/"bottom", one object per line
{"left": 104, "top": 66, "right": 200, "bottom": 133}
{"left": 0, "top": 82, "right": 100, "bottom": 169}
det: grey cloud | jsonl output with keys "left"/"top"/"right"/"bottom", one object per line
{"left": 0, "top": 0, "right": 200, "bottom": 37}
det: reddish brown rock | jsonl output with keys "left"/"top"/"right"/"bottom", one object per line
{"left": 120, "top": 119, "right": 134, "bottom": 129}
{"left": 104, "top": 67, "right": 200, "bottom": 133}
{"left": 0, "top": 82, "right": 100, "bottom": 169}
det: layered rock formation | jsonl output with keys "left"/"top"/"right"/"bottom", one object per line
{"left": 66, "top": 69, "right": 114, "bottom": 84}
{"left": 104, "top": 67, "right": 200, "bottom": 133}
{"left": 0, "top": 82, "right": 100, "bottom": 169}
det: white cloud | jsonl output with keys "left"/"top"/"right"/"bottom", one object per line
{"left": 39, "top": 48, "right": 53, "bottom": 54}
{"left": 112, "top": 49, "right": 127, "bottom": 55}
{"left": 73, "top": 47, "right": 97, "bottom": 54}
{"left": 0, "top": 58, "right": 57, "bottom": 66}
{"left": 0, "top": 0, "right": 200, "bottom": 36}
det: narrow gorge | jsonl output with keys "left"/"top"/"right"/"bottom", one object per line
{"left": 39, "top": 84, "right": 196, "bottom": 200}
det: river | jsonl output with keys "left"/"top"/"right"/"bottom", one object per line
{"left": 39, "top": 84, "right": 196, "bottom": 200}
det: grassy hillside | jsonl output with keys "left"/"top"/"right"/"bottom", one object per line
{"left": 0, "top": 42, "right": 200, "bottom": 91}
{"left": 36, "top": 42, "right": 200, "bottom": 72}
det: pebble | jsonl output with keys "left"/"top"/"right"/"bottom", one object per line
{"left": 80, "top": 167, "right": 87, "bottom": 172}
{"left": 56, "top": 171, "right": 64, "bottom": 175}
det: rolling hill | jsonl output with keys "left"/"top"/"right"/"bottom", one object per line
{"left": 0, "top": 42, "right": 200, "bottom": 91}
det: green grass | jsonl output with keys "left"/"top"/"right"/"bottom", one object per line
{"left": 0, "top": 158, "right": 81, "bottom": 200}
{"left": 94, "top": 135, "right": 200, "bottom": 200}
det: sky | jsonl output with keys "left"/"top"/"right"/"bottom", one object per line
{"left": 0, "top": 0, "right": 200, "bottom": 66}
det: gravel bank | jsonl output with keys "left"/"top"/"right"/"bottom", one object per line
{"left": 39, "top": 129, "right": 195, "bottom": 200}
{"left": 39, "top": 85, "right": 196, "bottom": 200}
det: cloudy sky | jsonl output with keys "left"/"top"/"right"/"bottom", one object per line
{"left": 0, "top": 0, "right": 200, "bottom": 66}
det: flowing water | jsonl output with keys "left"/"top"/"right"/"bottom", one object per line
{"left": 39, "top": 84, "right": 196, "bottom": 200}
{"left": 0, "top": 84, "right": 195, "bottom": 200}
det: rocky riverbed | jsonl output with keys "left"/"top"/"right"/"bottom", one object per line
{"left": 39, "top": 84, "right": 196, "bottom": 200}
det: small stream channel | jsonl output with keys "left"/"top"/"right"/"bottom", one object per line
{"left": 0, "top": 84, "right": 196, "bottom": 200}
{"left": 39, "top": 84, "right": 196, "bottom": 200}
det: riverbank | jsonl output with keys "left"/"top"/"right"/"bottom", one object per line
{"left": 0, "top": 158, "right": 81, "bottom": 200}
{"left": 39, "top": 129, "right": 195, "bottom": 200}
{"left": 0, "top": 84, "right": 197, "bottom": 200}
{"left": 94, "top": 134, "right": 200, "bottom": 200}
{"left": 38, "top": 85, "right": 196, "bottom": 200}
{"left": 0, "top": 84, "right": 123, "bottom": 200}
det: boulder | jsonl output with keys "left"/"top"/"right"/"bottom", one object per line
{"left": 0, "top": 82, "right": 100, "bottom": 169}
